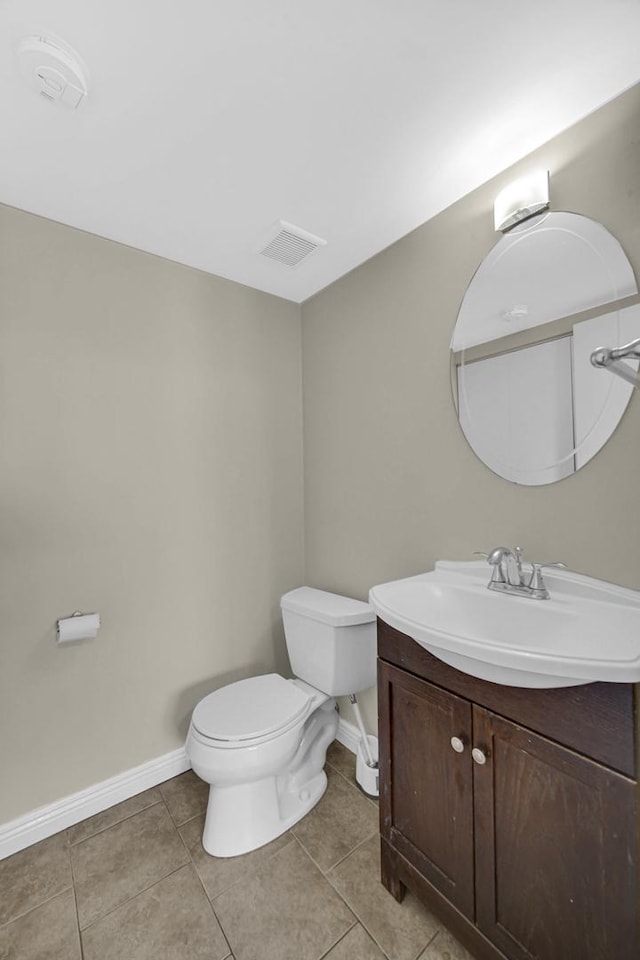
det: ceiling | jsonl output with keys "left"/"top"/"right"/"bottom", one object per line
{"left": 1, "top": 1, "right": 640, "bottom": 304}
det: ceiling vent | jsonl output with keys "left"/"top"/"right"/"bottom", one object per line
{"left": 258, "top": 221, "right": 327, "bottom": 267}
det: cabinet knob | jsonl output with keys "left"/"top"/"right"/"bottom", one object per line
{"left": 472, "top": 747, "right": 487, "bottom": 765}
{"left": 450, "top": 736, "right": 466, "bottom": 753}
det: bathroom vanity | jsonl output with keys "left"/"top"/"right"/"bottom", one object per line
{"left": 377, "top": 619, "right": 639, "bottom": 960}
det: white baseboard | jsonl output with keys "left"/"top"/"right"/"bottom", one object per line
{"left": 2, "top": 718, "right": 371, "bottom": 861}
{"left": 0, "top": 747, "right": 190, "bottom": 861}
{"left": 336, "top": 716, "right": 362, "bottom": 755}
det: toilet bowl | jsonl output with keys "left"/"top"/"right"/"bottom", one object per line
{"left": 186, "top": 587, "right": 376, "bottom": 857}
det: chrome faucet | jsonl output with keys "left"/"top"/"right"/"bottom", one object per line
{"left": 488, "top": 546, "right": 524, "bottom": 587}
{"left": 479, "top": 546, "right": 565, "bottom": 600}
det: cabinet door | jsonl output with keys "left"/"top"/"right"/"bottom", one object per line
{"left": 473, "top": 706, "right": 638, "bottom": 960}
{"left": 378, "top": 661, "right": 474, "bottom": 916}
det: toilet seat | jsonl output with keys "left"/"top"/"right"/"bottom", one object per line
{"left": 191, "top": 674, "right": 312, "bottom": 746}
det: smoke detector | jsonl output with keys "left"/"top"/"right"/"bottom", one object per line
{"left": 16, "top": 35, "right": 88, "bottom": 109}
{"left": 258, "top": 221, "right": 327, "bottom": 267}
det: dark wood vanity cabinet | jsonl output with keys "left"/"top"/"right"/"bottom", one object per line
{"left": 377, "top": 620, "right": 639, "bottom": 960}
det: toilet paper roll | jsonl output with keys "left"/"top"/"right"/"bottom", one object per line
{"left": 57, "top": 612, "right": 100, "bottom": 643}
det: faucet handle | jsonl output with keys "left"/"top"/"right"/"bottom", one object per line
{"left": 528, "top": 561, "right": 566, "bottom": 591}
{"left": 473, "top": 551, "right": 489, "bottom": 560}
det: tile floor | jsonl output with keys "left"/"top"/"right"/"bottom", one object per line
{"left": 0, "top": 741, "right": 476, "bottom": 960}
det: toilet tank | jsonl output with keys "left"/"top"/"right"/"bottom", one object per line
{"left": 280, "top": 587, "right": 377, "bottom": 696}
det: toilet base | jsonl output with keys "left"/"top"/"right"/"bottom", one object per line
{"left": 199, "top": 697, "right": 338, "bottom": 858}
{"left": 202, "top": 768, "right": 328, "bottom": 857}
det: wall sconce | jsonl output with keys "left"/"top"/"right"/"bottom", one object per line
{"left": 494, "top": 170, "right": 550, "bottom": 232}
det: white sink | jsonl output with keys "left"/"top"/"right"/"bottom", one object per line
{"left": 369, "top": 560, "right": 640, "bottom": 688}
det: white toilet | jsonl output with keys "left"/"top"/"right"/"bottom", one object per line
{"left": 186, "top": 586, "right": 376, "bottom": 857}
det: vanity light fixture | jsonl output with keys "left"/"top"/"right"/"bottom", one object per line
{"left": 493, "top": 170, "right": 549, "bottom": 232}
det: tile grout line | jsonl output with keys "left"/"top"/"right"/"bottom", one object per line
{"left": 75, "top": 799, "right": 194, "bottom": 938}
{"left": 326, "top": 826, "right": 379, "bottom": 876}
{"left": 67, "top": 797, "right": 163, "bottom": 848}
{"left": 325, "top": 757, "right": 379, "bottom": 811}
{"left": 78, "top": 859, "right": 190, "bottom": 934}
{"left": 321, "top": 832, "right": 422, "bottom": 960}
{"left": 321, "top": 757, "right": 440, "bottom": 960}
{"left": 287, "top": 833, "right": 329, "bottom": 880}
{"left": 68, "top": 837, "right": 86, "bottom": 960}
{"left": 0, "top": 884, "right": 74, "bottom": 932}
{"left": 70, "top": 785, "right": 233, "bottom": 952}
{"left": 187, "top": 830, "right": 298, "bottom": 905}
{"left": 316, "top": 917, "right": 358, "bottom": 959}
{"left": 325, "top": 758, "right": 356, "bottom": 790}
{"left": 292, "top": 759, "right": 380, "bottom": 867}
{"left": 417, "top": 928, "right": 442, "bottom": 960}
{"left": 156, "top": 775, "right": 208, "bottom": 831}
{"left": 175, "top": 810, "right": 203, "bottom": 830}
{"left": 166, "top": 772, "right": 310, "bottom": 955}
{"left": 323, "top": 828, "right": 380, "bottom": 880}
{"left": 209, "top": 834, "right": 359, "bottom": 960}
{"left": 172, "top": 802, "right": 234, "bottom": 959}
{"left": 206, "top": 900, "right": 234, "bottom": 960}
{"left": 286, "top": 834, "right": 364, "bottom": 942}
{"left": 157, "top": 784, "right": 182, "bottom": 829}
{"left": 291, "top": 822, "right": 379, "bottom": 880}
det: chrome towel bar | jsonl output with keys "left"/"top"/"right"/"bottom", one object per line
{"left": 590, "top": 336, "right": 640, "bottom": 388}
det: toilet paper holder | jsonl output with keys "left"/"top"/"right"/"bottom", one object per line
{"left": 56, "top": 611, "right": 101, "bottom": 643}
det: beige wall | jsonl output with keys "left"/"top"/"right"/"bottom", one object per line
{"left": 0, "top": 206, "right": 304, "bottom": 822}
{"left": 302, "top": 83, "right": 640, "bottom": 733}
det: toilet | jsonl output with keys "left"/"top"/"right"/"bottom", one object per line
{"left": 186, "top": 586, "right": 376, "bottom": 857}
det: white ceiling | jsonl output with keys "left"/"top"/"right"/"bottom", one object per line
{"left": 1, "top": 1, "right": 639, "bottom": 304}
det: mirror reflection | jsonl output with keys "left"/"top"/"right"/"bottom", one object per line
{"left": 451, "top": 212, "right": 640, "bottom": 485}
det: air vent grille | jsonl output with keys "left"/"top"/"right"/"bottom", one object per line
{"left": 259, "top": 221, "right": 327, "bottom": 267}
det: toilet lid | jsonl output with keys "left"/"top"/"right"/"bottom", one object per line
{"left": 191, "top": 674, "right": 312, "bottom": 742}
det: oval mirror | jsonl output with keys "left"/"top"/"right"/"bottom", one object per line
{"left": 451, "top": 212, "right": 640, "bottom": 485}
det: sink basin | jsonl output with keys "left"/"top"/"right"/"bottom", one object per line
{"left": 369, "top": 560, "right": 640, "bottom": 688}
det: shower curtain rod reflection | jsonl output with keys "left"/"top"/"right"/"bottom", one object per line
{"left": 591, "top": 337, "right": 640, "bottom": 389}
